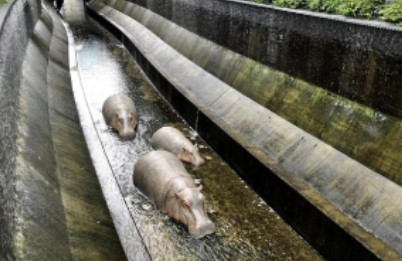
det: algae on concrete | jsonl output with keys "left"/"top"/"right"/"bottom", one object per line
{"left": 109, "top": 0, "right": 402, "bottom": 186}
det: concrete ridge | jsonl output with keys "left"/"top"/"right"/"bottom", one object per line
{"left": 87, "top": 1, "right": 402, "bottom": 260}
{"left": 131, "top": 0, "right": 402, "bottom": 120}
{"left": 99, "top": 0, "right": 402, "bottom": 188}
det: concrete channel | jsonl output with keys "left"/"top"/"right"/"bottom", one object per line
{"left": 0, "top": 0, "right": 401, "bottom": 260}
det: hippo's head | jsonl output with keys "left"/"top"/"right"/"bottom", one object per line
{"left": 112, "top": 111, "right": 137, "bottom": 140}
{"left": 178, "top": 145, "right": 205, "bottom": 166}
{"left": 167, "top": 186, "right": 215, "bottom": 238}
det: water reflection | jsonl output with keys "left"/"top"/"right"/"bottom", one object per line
{"left": 70, "top": 19, "right": 321, "bottom": 260}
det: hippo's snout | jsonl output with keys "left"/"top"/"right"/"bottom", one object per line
{"left": 189, "top": 220, "right": 215, "bottom": 239}
{"left": 119, "top": 129, "right": 136, "bottom": 140}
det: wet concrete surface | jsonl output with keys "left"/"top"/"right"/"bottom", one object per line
{"left": 132, "top": 0, "right": 402, "bottom": 120}
{"left": 85, "top": 3, "right": 402, "bottom": 259}
{"left": 101, "top": 0, "right": 402, "bottom": 189}
{"left": 68, "top": 17, "right": 322, "bottom": 260}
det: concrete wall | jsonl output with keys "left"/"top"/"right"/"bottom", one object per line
{"left": 0, "top": 0, "right": 44, "bottom": 258}
{"left": 87, "top": 1, "right": 402, "bottom": 260}
{"left": 0, "top": 0, "right": 125, "bottom": 259}
{"left": 132, "top": 0, "right": 402, "bottom": 120}
{"left": 98, "top": 0, "right": 402, "bottom": 191}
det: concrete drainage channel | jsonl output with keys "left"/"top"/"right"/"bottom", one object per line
{"left": 0, "top": 0, "right": 321, "bottom": 259}
{"left": 64, "top": 3, "right": 321, "bottom": 261}
{"left": 1, "top": 0, "right": 402, "bottom": 259}
{"left": 86, "top": 0, "right": 402, "bottom": 260}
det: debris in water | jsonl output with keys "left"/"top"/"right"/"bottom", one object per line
{"left": 141, "top": 202, "right": 153, "bottom": 211}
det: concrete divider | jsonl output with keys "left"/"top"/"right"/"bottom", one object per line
{"left": 132, "top": 0, "right": 402, "bottom": 120}
{"left": 93, "top": 0, "right": 402, "bottom": 197}
{"left": 87, "top": 1, "right": 402, "bottom": 260}
{"left": 0, "top": 0, "right": 125, "bottom": 259}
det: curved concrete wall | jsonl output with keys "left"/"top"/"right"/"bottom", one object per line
{"left": 0, "top": 0, "right": 125, "bottom": 259}
{"left": 132, "top": 0, "right": 402, "bottom": 120}
{"left": 0, "top": 0, "right": 44, "bottom": 258}
{"left": 87, "top": 1, "right": 402, "bottom": 260}
{"left": 101, "top": 0, "right": 402, "bottom": 188}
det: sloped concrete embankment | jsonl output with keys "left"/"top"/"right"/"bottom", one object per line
{"left": 0, "top": 0, "right": 125, "bottom": 259}
{"left": 87, "top": 0, "right": 402, "bottom": 260}
{"left": 134, "top": 0, "right": 402, "bottom": 120}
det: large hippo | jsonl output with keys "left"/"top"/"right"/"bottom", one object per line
{"left": 133, "top": 150, "right": 215, "bottom": 238}
{"left": 102, "top": 94, "right": 137, "bottom": 140}
{"left": 151, "top": 126, "right": 204, "bottom": 166}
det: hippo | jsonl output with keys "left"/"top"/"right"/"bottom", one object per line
{"left": 151, "top": 126, "right": 204, "bottom": 166}
{"left": 133, "top": 150, "right": 215, "bottom": 238}
{"left": 102, "top": 94, "right": 137, "bottom": 140}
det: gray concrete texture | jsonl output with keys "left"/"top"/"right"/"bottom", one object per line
{"left": 0, "top": 0, "right": 125, "bottom": 259}
{"left": 106, "top": 0, "right": 402, "bottom": 190}
{"left": 133, "top": 0, "right": 402, "bottom": 120}
{"left": 87, "top": 0, "right": 402, "bottom": 259}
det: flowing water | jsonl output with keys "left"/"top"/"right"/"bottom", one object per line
{"left": 68, "top": 18, "right": 321, "bottom": 260}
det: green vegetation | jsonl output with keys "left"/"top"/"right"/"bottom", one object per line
{"left": 273, "top": 0, "right": 305, "bottom": 8}
{"left": 250, "top": 0, "right": 402, "bottom": 26}
{"left": 336, "top": 0, "right": 384, "bottom": 18}
{"left": 380, "top": 0, "right": 402, "bottom": 25}
{"left": 0, "top": 0, "right": 7, "bottom": 5}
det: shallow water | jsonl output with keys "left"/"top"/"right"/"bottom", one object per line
{"left": 69, "top": 19, "right": 321, "bottom": 260}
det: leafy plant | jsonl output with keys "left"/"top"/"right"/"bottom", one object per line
{"left": 273, "top": 0, "right": 306, "bottom": 8}
{"left": 380, "top": 0, "right": 402, "bottom": 25}
{"left": 252, "top": 0, "right": 272, "bottom": 3}
{"left": 336, "top": 0, "right": 385, "bottom": 18}
{"left": 253, "top": 0, "right": 402, "bottom": 26}
{"left": 306, "top": 0, "right": 341, "bottom": 12}
{"left": 322, "top": 0, "right": 342, "bottom": 13}
{"left": 307, "top": 0, "right": 322, "bottom": 11}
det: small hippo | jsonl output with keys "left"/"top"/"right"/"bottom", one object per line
{"left": 151, "top": 126, "right": 204, "bottom": 166}
{"left": 102, "top": 94, "right": 137, "bottom": 140}
{"left": 133, "top": 150, "right": 215, "bottom": 238}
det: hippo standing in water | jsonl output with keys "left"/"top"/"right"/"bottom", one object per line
{"left": 102, "top": 94, "right": 137, "bottom": 140}
{"left": 133, "top": 150, "right": 215, "bottom": 238}
{"left": 151, "top": 126, "right": 204, "bottom": 166}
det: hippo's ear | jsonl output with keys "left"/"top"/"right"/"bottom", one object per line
{"left": 175, "top": 190, "right": 184, "bottom": 200}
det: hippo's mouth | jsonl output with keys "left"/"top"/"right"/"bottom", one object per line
{"left": 119, "top": 129, "right": 136, "bottom": 140}
{"left": 187, "top": 209, "right": 216, "bottom": 239}
{"left": 189, "top": 221, "right": 216, "bottom": 239}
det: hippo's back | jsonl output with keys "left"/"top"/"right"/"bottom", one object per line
{"left": 151, "top": 126, "right": 192, "bottom": 154}
{"left": 133, "top": 150, "right": 191, "bottom": 208}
